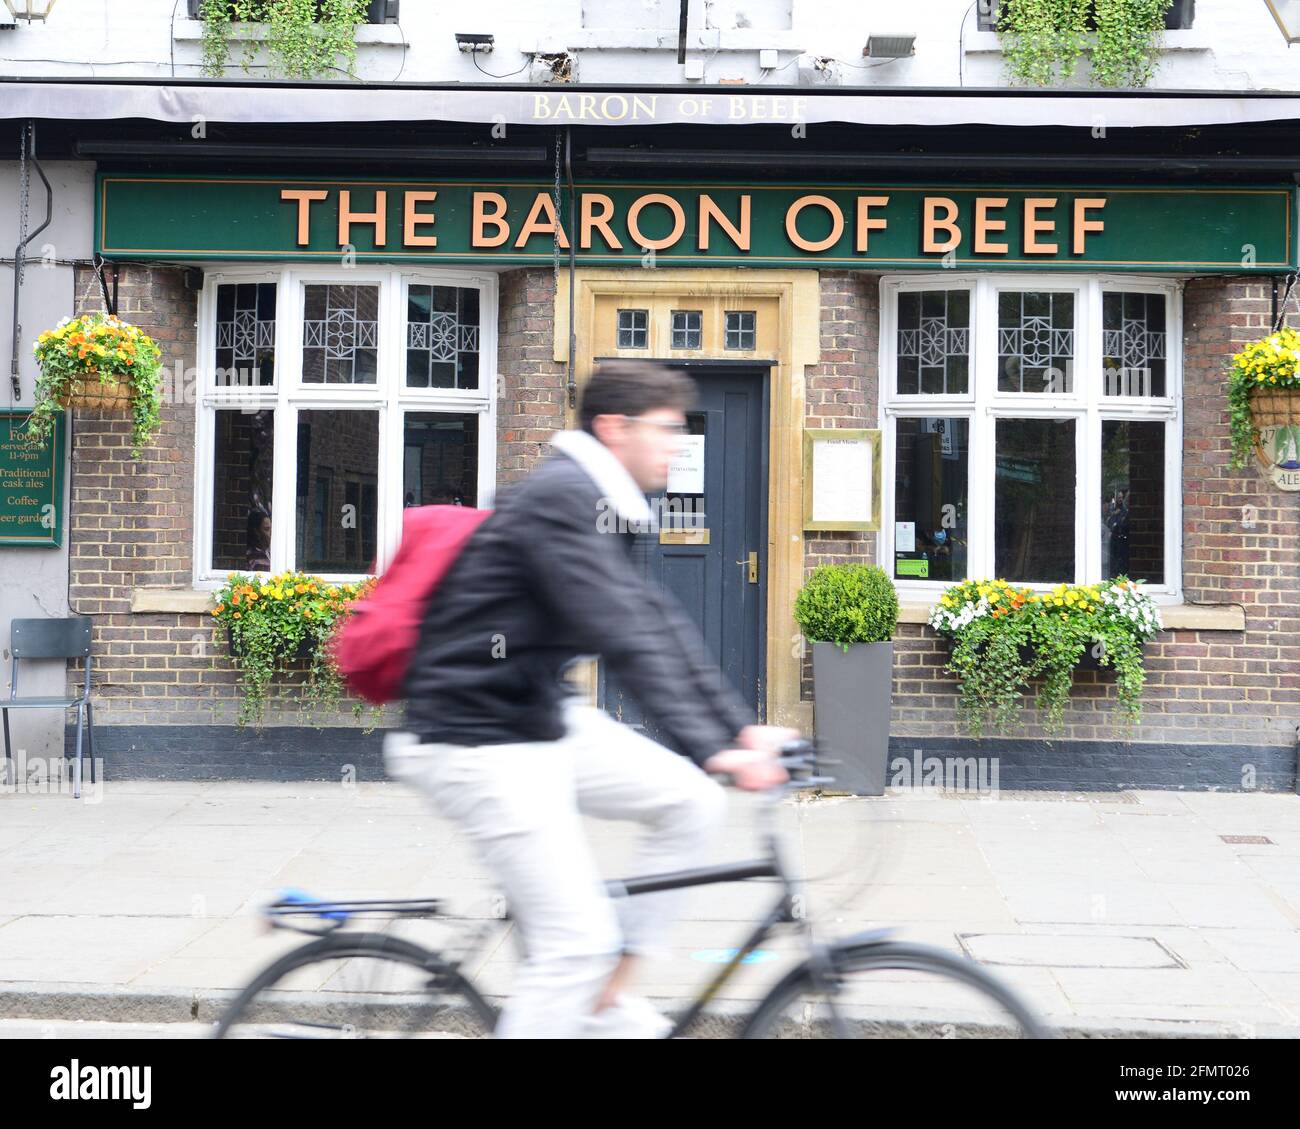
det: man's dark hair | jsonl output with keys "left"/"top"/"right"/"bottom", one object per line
{"left": 579, "top": 360, "right": 696, "bottom": 435}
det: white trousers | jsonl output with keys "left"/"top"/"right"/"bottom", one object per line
{"left": 384, "top": 700, "right": 729, "bottom": 1038}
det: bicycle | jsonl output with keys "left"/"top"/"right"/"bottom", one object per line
{"left": 213, "top": 742, "right": 1049, "bottom": 1039}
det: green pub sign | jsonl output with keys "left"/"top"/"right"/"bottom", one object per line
{"left": 97, "top": 174, "right": 1297, "bottom": 273}
{"left": 0, "top": 412, "right": 66, "bottom": 548}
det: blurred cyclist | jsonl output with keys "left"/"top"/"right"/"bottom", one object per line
{"left": 387, "top": 360, "right": 794, "bottom": 1038}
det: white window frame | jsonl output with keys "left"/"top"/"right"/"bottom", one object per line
{"left": 879, "top": 273, "right": 1183, "bottom": 605}
{"left": 194, "top": 264, "right": 498, "bottom": 589}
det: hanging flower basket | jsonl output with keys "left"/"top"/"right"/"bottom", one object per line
{"left": 57, "top": 374, "right": 135, "bottom": 412}
{"left": 1247, "top": 386, "right": 1300, "bottom": 429}
{"left": 1228, "top": 329, "right": 1300, "bottom": 469}
{"left": 27, "top": 312, "right": 164, "bottom": 459}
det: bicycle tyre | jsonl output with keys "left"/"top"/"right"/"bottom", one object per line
{"left": 741, "top": 941, "right": 1050, "bottom": 1039}
{"left": 212, "top": 931, "right": 498, "bottom": 1039}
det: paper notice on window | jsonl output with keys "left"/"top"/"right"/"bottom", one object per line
{"left": 667, "top": 435, "right": 705, "bottom": 493}
{"left": 924, "top": 417, "right": 954, "bottom": 457}
{"left": 895, "top": 521, "right": 916, "bottom": 553}
{"left": 810, "top": 437, "right": 872, "bottom": 524}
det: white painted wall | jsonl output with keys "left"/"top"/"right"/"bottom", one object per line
{"left": 0, "top": 160, "right": 93, "bottom": 762}
{"left": 0, "top": 0, "right": 1297, "bottom": 90}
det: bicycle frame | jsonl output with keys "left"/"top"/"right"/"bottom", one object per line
{"left": 254, "top": 746, "right": 868, "bottom": 1037}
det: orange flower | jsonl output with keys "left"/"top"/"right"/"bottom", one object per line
{"left": 233, "top": 612, "right": 242, "bottom": 620}
{"left": 213, "top": 604, "right": 224, "bottom": 615}
{"left": 231, "top": 595, "right": 241, "bottom": 606}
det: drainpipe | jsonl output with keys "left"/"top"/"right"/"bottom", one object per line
{"left": 565, "top": 126, "right": 577, "bottom": 411}
{"left": 9, "top": 121, "right": 53, "bottom": 404}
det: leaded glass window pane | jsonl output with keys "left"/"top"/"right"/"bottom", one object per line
{"left": 896, "top": 289, "right": 970, "bottom": 395}
{"left": 215, "top": 282, "right": 276, "bottom": 387}
{"left": 302, "top": 284, "right": 379, "bottom": 385}
{"left": 997, "top": 291, "right": 1075, "bottom": 393}
{"left": 406, "top": 285, "right": 481, "bottom": 390}
{"left": 1102, "top": 291, "right": 1166, "bottom": 398}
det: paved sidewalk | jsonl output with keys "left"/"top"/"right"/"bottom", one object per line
{"left": 2, "top": 780, "right": 1299, "bottom": 1037}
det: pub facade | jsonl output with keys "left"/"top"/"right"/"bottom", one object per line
{"left": 2, "top": 74, "right": 1298, "bottom": 790}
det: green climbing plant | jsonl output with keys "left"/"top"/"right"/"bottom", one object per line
{"left": 1090, "top": 0, "right": 1174, "bottom": 87}
{"left": 200, "top": 0, "right": 370, "bottom": 79}
{"left": 996, "top": 0, "right": 1173, "bottom": 88}
{"left": 996, "top": 0, "right": 1092, "bottom": 87}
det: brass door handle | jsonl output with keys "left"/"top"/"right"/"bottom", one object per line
{"left": 734, "top": 551, "right": 759, "bottom": 583}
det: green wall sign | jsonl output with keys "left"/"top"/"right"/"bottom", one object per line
{"left": 96, "top": 174, "right": 1296, "bottom": 273}
{"left": 0, "top": 412, "right": 66, "bottom": 548}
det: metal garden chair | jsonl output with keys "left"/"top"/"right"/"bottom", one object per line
{"left": 3, "top": 616, "right": 96, "bottom": 799}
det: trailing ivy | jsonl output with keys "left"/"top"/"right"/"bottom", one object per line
{"left": 996, "top": 0, "right": 1172, "bottom": 88}
{"left": 997, "top": 0, "right": 1091, "bottom": 87}
{"left": 200, "top": 0, "right": 370, "bottom": 79}
{"left": 1091, "top": 0, "right": 1173, "bottom": 88}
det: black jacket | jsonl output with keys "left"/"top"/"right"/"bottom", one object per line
{"left": 402, "top": 445, "right": 755, "bottom": 766}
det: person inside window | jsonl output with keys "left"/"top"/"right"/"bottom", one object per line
{"left": 245, "top": 508, "right": 271, "bottom": 572}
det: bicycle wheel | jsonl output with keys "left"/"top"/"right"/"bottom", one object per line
{"left": 213, "top": 932, "right": 497, "bottom": 1039}
{"left": 742, "top": 941, "right": 1049, "bottom": 1039}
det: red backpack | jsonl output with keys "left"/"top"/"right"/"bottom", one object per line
{"left": 331, "top": 505, "right": 490, "bottom": 705}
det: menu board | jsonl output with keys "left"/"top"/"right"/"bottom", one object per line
{"left": 0, "top": 412, "right": 66, "bottom": 547}
{"left": 802, "top": 428, "right": 881, "bottom": 531}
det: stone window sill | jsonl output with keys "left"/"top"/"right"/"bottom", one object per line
{"left": 131, "top": 588, "right": 215, "bottom": 614}
{"left": 172, "top": 19, "right": 407, "bottom": 46}
{"left": 897, "top": 602, "right": 1245, "bottom": 632}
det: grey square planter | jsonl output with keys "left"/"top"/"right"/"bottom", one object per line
{"left": 811, "top": 640, "right": 894, "bottom": 796}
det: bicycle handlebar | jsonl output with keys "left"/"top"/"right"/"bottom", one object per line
{"left": 708, "top": 737, "right": 838, "bottom": 793}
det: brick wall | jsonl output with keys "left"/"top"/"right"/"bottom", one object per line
{"left": 886, "top": 276, "right": 1300, "bottom": 753}
{"left": 69, "top": 267, "right": 567, "bottom": 735}
{"left": 799, "top": 271, "right": 879, "bottom": 698}
{"left": 66, "top": 265, "right": 225, "bottom": 727}
{"left": 496, "top": 268, "right": 567, "bottom": 486}
{"left": 65, "top": 264, "right": 1298, "bottom": 774}
{"left": 66, "top": 265, "right": 396, "bottom": 730}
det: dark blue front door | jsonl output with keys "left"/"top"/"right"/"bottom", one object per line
{"left": 600, "top": 366, "right": 769, "bottom": 747}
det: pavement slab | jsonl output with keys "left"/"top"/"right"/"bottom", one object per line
{"left": 1, "top": 782, "right": 1298, "bottom": 1038}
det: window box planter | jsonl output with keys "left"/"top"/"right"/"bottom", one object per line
{"left": 929, "top": 578, "right": 1162, "bottom": 738}
{"left": 224, "top": 625, "right": 313, "bottom": 663}
{"left": 211, "top": 571, "right": 377, "bottom": 728}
